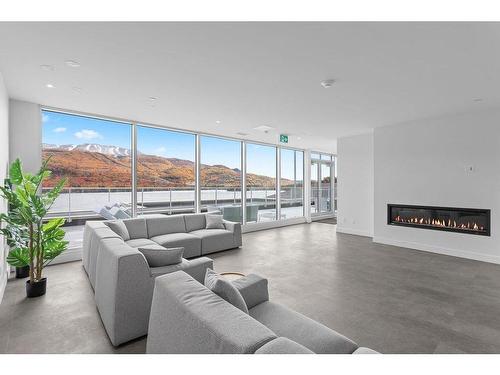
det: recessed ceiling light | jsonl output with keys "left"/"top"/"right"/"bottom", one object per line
{"left": 45, "top": 83, "right": 55, "bottom": 89}
{"left": 215, "top": 120, "right": 221, "bottom": 124}
{"left": 72, "top": 87, "right": 83, "bottom": 94}
{"left": 148, "top": 97, "right": 157, "bottom": 101}
{"left": 320, "top": 79, "right": 335, "bottom": 88}
{"left": 473, "top": 98, "right": 483, "bottom": 102}
{"left": 40, "top": 64, "right": 54, "bottom": 71}
{"left": 236, "top": 132, "right": 249, "bottom": 137}
{"left": 297, "top": 136, "right": 302, "bottom": 140}
{"left": 65, "top": 60, "right": 80, "bottom": 68}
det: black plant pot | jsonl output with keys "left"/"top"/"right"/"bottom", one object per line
{"left": 26, "top": 278, "right": 47, "bottom": 298}
{"left": 16, "top": 265, "right": 30, "bottom": 279}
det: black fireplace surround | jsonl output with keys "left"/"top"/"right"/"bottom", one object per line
{"left": 387, "top": 204, "right": 490, "bottom": 236}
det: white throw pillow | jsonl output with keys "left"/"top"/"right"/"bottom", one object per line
{"left": 206, "top": 214, "right": 225, "bottom": 229}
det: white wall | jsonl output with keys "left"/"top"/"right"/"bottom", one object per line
{"left": 336, "top": 132, "right": 374, "bottom": 237}
{"left": 0, "top": 73, "right": 9, "bottom": 303}
{"left": 373, "top": 109, "right": 500, "bottom": 264}
{"left": 9, "top": 99, "right": 41, "bottom": 174}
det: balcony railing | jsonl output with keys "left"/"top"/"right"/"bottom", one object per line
{"left": 42, "top": 186, "right": 308, "bottom": 221}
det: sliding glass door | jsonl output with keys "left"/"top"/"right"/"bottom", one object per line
{"left": 310, "top": 153, "right": 335, "bottom": 216}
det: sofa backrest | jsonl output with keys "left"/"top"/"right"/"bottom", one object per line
{"left": 147, "top": 271, "right": 277, "bottom": 354}
{"left": 146, "top": 215, "right": 187, "bottom": 237}
{"left": 184, "top": 213, "right": 206, "bottom": 232}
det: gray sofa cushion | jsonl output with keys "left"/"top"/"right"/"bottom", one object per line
{"left": 147, "top": 215, "right": 186, "bottom": 237}
{"left": 139, "top": 246, "right": 184, "bottom": 267}
{"left": 206, "top": 214, "right": 225, "bottom": 229}
{"left": 204, "top": 269, "right": 249, "bottom": 314}
{"left": 249, "top": 301, "right": 358, "bottom": 354}
{"left": 184, "top": 213, "right": 206, "bottom": 232}
{"left": 104, "top": 220, "right": 130, "bottom": 241}
{"left": 190, "top": 229, "right": 236, "bottom": 255}
{"left": 147, "top": 271, "right": 277, "bottom": 354}
{"left": 353, "top": 347, "right": 379, "bottom": 354}
{"left": 125, "top": 238, "right": 160, "bottom": 248}
{"left": 150, "top": 232, "right": 202, "bottom": 258}
{"left": 123, "top": 218, "right": 148, "bottom": 240}
{"left": 255, "top": 337, "right": 314, "bottom": 354}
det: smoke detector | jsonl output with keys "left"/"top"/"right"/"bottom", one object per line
{"left": 254, "top": 125, "right": 274, "bottom": 134}
{"left": 321, "top": 79, "right": 335, "bottom": 88}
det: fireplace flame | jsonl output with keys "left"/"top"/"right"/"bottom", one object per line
{"left": 393, "top": 215, "right": 484, "bottom": 231}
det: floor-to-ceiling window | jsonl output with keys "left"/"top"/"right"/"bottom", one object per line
{"left": 41, "top": 108, "right": 311, "bottom": 227}
{"left": 280, "top": 148, "right": 304, "bottom": 219}
{"left": 42, "top": 110, "right": 132, "bottom": 220}
{"left": 136, "top": 125, "right": 196, "bottom": 215}
{"left": 200, "top": 136, "right": 242, "bottom": 222}
{"left": 245, "top": 143, "right": 277, "bottom": 222}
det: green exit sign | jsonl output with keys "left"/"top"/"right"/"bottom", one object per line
{"left": 279, "top": 134, "right": 289, "bottom": 143}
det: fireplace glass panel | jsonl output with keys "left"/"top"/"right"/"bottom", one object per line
{"left": 388, "top": 204, "right": 490, "bottom": 236}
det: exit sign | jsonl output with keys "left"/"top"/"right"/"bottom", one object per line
{"left": 279, "top": 134, "right": 289, "bottom": 143}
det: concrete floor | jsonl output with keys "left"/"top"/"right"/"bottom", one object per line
{"left": 2, "top": 222, "right": 500, "bottom": 353}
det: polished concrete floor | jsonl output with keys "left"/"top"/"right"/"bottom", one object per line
{"left": 2, "top": 222, "right": 500, "bottom": 353}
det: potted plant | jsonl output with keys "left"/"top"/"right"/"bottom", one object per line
{"left": 0, "top": 158, "right": 68, "bottom": 298}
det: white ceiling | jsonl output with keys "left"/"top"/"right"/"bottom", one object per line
{"left": 1, "top": 22, "right": 500, "bottom": 153}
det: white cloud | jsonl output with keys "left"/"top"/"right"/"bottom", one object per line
{"left": 53, "top": 127, "right": 67, "bottom": 133}
{"left": 154, "top": 147, "right": 167, "bottom": 156}
{"left": 74, "top": 129, "right": 102, "bottom": 140}
{"left": 42, "top": 113, "right": 50, "bottom": 123}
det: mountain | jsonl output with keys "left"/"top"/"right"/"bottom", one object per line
{"left": 43, "top": 143, "right": 131, "bottom": 157}
{"left": 42, "top": 144, "right": 293, "bottom": 188}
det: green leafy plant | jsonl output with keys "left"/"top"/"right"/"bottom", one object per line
{"left": 0, "top": 158, "right": 68, "bottom": 284}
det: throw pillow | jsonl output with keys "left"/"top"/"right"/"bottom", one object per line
{"left": 138, "top": 246, "right": 184, "bottom": 267}
{"left": 104, "top": 220, "right": 130, "bottom": 241}
{"left": 206, "top": 214, "right": 225, "bottom": 230}
{"left": 204, "top": 269, "right": 249, "bottom": 313}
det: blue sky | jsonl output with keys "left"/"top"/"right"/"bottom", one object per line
{"left": 42, "top": 110, "right": 302, "bottom": 179}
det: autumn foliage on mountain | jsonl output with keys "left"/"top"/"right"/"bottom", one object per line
{"left": 42, "top": 148, "right": 293, "bottom": 188}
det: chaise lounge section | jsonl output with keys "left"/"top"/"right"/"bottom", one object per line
{"left": 146, "top": 271, "right": 379, "bottom": 354}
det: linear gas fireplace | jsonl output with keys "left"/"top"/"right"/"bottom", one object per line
{"left": 388, "top": 204, "right": 490, "bottom": 236}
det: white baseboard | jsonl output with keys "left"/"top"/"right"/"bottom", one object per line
{"left": 373, "top": 236, "right": 500, "bottom": 265}
{"left": 242, "top": 217, "right": 306, "bottom": 233}
{"left": 49, "top": 247, "right": 82, "bottom": 265}
{"left": 336, "top": 226, "right": 373, "bottom": 237}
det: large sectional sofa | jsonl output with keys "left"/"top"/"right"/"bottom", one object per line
{"left": 82, "top": 213, "right": 242, "bottom": 346}
{"left": 147, "top": 271, "right": 379, "bottom": 354}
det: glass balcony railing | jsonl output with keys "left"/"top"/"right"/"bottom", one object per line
{"left": 43, "top": 185, "right": 306, "bottom": 222}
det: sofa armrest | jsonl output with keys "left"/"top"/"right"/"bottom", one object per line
{"left": 232, "top": 274, "right": 269, "bottom": 309}
{"left": 95, "top": 239, "right": 153, "bottom": 346}
{"left": 223, "top": 220, "right": 242, "bottom": 247}
{"left": 182, "top": 257, "right": 214, "bottom": 283}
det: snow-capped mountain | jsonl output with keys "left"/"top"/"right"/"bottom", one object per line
{"left": 43, "top": 143, "right": 131, "bottom": 157}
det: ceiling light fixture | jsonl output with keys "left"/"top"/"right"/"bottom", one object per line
{"left": 236, "top": 132, "right": 249, "bottom": 137}
{"left": 65, "top": 60, "right": 81, "bottom": 68}
{"left": 148, "top": 97, "right": 157, "bottom": 101}
{"left": 320, "top": 79, "right": 335, "bottom": 88}
{"left": 215, "top": 120, "right": 221, "bottom": 124}
{"left": 40, "top": 64, "right": 54, "bottom": 71}
{"left": 72, "top": 87, "right": 83, "bottom": 94}
{"left": 473, "top": 98, "right": 483, "bottom": 102}
{"left": 45, "top": 83, "right": 55, "bottom": 89}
